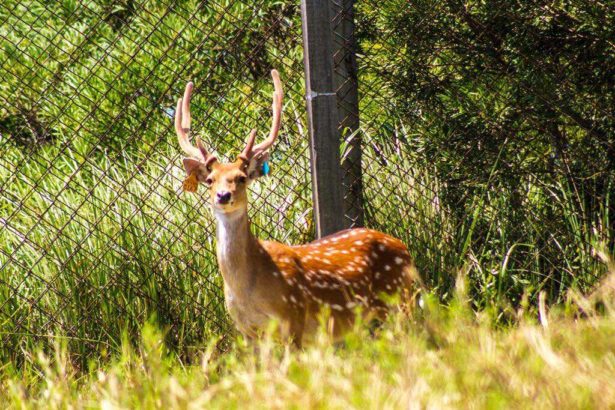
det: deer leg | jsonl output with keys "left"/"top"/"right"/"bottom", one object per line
{"left": 399, "top": 263, "right": 423, "bottom": 315}
{"left": 366, "top": 298, "right": 389, "bottom": 336}
{"left": 282, "top": 308, "right": 305, "bottom": 349}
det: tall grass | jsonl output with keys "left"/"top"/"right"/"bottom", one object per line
{"left": 359, "top": 125, "right": 611, "bottom": 307}
{"left": 2, "top": 282, "right": 615, "bottom": 409}
{"left": 0, "top": 0, "right": 309, "bottom": 364}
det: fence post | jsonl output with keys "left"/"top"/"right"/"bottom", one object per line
{"left": 301, "top": 0, "right": 346, "bottom": 237}
{"left": 331, "top": 0, "right": 364, "bottom": 227}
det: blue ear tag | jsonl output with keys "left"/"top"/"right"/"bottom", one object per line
{"left": 261, "top": 160, "right": 270, "bottom": 176}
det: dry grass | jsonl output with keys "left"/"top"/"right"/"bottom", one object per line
{"left": 2, "top": 283, "right": 614, "bottom": 409}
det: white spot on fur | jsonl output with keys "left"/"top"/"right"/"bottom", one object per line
{"left": 395, "top": 257, "right": 404, "bottom": 265}
{"left": 346, "top": 301, "right": 357, "bottom": 308}
{"left": 378, "top": 244, "right": 386, "bottom": 252}
{"left": 384, "top": 265, "right": 391, "bottom": 271}
{"left": 331, "top": 304, "right": 344, "bottom": 311}
{"left": 375, "top": 272, "right": 381, "bottom": 279}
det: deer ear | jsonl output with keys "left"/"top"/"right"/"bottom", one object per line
{"left": 182, "top": 158, "right": 212, "bottom": 181}
{"left": 246, "top": 151, "right": 270, "bottom": 181}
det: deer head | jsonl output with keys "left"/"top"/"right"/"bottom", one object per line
{"left": 176, "top": 70, "right": 283, "bottom": 214}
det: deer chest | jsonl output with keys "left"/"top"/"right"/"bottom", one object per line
{"left": 223, "top": 285, "right": 270, "bottom": 335}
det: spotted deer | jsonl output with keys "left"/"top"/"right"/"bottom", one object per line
{"left": 176, "top": 70, "right": 420, "bottom": 346}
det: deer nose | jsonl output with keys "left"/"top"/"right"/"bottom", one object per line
{"left": 216, "top": 191, "right": 232, "bottom": 204}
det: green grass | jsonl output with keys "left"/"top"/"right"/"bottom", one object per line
{"left": 2, "top": 280, "right": 615, "bottom": 409}
{"left": 1, "top": 115, "right": 611, "bottom": 365}
{"left": 0, "top": 0, "right": 311, "bottom": 364}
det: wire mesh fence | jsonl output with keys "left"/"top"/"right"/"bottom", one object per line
{"left": 0, "top": 0, "right": 310, "bottom": 364}
{"left": 1, "top": 0, "right": 613, "bottom": 366}
{"left": 342, "top": 0, "right": 614, "bottom": 306}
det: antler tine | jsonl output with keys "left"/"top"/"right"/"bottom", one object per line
{"left": 251, "top": 69, "right": 283, "bottom": 154}
{"left": 239, "top": 129, "right": 258, "bottom": 161}
{"left": 181, "top": 82, "right": 193, "bottom": 131}
{"left": 175, "top": 81, "right": 210, "bottom": 161}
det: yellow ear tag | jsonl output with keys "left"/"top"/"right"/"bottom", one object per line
{"left": 183, "top": 171, "right": 199, "bottom": 193}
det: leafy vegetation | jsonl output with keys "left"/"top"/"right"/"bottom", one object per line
{"left": 356, "top": 0, "right": 614, "bottom": 305}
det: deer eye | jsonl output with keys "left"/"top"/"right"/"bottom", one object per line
{"left": 237, "top": 175, "right": 247, "bottom": 184}
{"left": 205, "top": 177, "right": 213, "bottom": 186}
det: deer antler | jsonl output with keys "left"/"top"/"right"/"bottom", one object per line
{"left": 175, "top": 82, "right": 215, "bottom": 166}
{"left": 240, "top": 69, "right": 283, "bottom": 160}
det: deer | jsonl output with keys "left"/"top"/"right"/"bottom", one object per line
{"left": 175, "top": 70, "right": 420, "bottom": 347}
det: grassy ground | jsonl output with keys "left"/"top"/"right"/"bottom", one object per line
{"left": 1, "top": 277, "right": 615, "bottom": 409}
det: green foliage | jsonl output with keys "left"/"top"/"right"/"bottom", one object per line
{"left": 356, "top": 0, "right": 614, "bottom": 305}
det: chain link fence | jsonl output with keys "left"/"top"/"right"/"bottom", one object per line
{"left": 1, "top": 0, "right": 613, "bottom": 365}
{"left": 0, "top": 0, "right": 310, "bottom": 365}
{"left": 340, "top": 0, "right": 613, "bottom": 306}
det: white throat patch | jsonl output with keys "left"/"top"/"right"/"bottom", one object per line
{"left": 214, "top": 209, "right": 247, "bottom": 264}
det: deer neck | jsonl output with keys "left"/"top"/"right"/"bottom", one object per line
{"left": 214, "top": 207, "right": 258, "bottom": 295}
